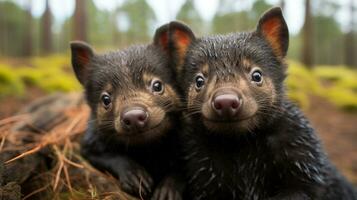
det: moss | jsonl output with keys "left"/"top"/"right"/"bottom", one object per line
{"left": 312, "top": 65, "right": 357, "bottom": 111}
{"left": 287, "top": 61, "right": 324, "bottom": 95}
{"left": 0, "top": 64, "right": 25, "bottom": 97}
{"left": 0, "top": 55, "right": 80, "bottom": 95}
{"left": 313, "top": 66, "right": 357, "bottom": 82}
{"left": 337, "top": 78, "right": 357, "bottom": 92}
{"left": 285, "top": 61, "right": 325, "bottom": 108}
{"left": 323, "top": 86, "right": 357, "bottom": 111}
{"left": 39, "top": 75, "right": 81, "bottom": 93}
{"left": 17, "top": 67, "right": 44, "bottom": 86}
{"left": 1, "top": 56, "right": 357, "bottom": 112}
{"left": 285, "top": 62, "right": 357, "bottom": 111}
{"left": 31, "top": 54, "right": 70, "bottom": 70}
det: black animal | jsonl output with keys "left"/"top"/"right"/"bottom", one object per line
{"left": 70, "top": 25, "right": 184, "bottom": 200}
{"left": 162, "top": 7, "right": 357, "bottom": 200}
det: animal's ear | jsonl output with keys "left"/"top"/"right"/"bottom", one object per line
{"left": 168, "top": 21, "right": 196, "bottom": 66}
{"left": 153, "top": 23, "right": 170, "bottom": 52}
{"left": 256, "top": 7, "right": 289, "bottom": 58}
{"left": 70, "top": 41, "right": 94, "bottom": 85}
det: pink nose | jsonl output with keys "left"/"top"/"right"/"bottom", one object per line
{"left": 121, "top": 107, "right": 148, "bottom": 130}
{"left": 212, "top": 94, "right": 240, "bottom": 117}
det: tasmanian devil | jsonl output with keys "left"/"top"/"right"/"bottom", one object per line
{"left": 162, "top": 7, "right": 357, "bottom": 200}
{"left": 70, "top": 25, "right": 184, "bottom": 200}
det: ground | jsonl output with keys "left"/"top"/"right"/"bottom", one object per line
{"left": 305, "top": 96, "right": 357, "bottom": 185}
{"left": 0, "top": 93, "right": 356, "bottom": 198}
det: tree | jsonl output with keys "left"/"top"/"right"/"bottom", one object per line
{"left": 344, "top": 0, "right": 355, "bottom": 67}
{"left": 313, "top": 15, "right": 343, "bottom": 65}
{"left": 88, "top": 0, "right": 115, "bottom": 46}
{"left": 41, "top": 0, "right": 52, "bottom": 54}
{"left": 23, "top": 0, "right": 33, "bottom": 56}
{"left": 73, "top": 0, "right": 88, "bottom": 41}
{"left": 302, "top": 0, "right": 313, "bottom": 68}
{"left": 119, "top": 0, "right": 155, "bottom": 43}
{"left": 176, "top": 0, "right": 204, "bottom": 35}
{"left": 0, "top": 1, "right": 31, "bottom": 56}
{"left": 212, "top": 0, "right": 271, "bottom": 34}
{"left": 311, "top": 1, "right": 344, "bottom": 65}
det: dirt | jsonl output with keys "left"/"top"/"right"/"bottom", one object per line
{"left": 0, "top": 93, "right": 356, "bottom": 196}
{"left": 304, "top": 96, "right": 357, "bottom": 185}
{"left": 0, "top": 87, "right": 45, "bottom": 118}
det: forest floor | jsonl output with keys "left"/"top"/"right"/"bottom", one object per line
{"left": 305, "top": 96, "right": 357, "bottom": 185}
{"left": 0, "top": 93, "right": 356, "bottom": 199}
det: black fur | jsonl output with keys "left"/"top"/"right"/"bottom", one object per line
{"left": 71, "top": 43, "right": 184, "bottom": 199}
{"left": 169, "top": 8, "right": 357, "bottom": 200}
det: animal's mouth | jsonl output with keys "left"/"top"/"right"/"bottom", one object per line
{"left": 119, "top": 122, "right": 163, "bottom": 136}
{"left": 114, "top": 116, "right": 172, "bottom": 145}
{"left": 202, "top": 113, "right": 255, "bottom": 123}
{"left": 117, "top": 115, "right": 171, "bottom": 140}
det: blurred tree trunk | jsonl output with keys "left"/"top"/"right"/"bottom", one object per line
{"left": 0, "top": 5, "right": 3, "bottom": 56}
{"left": 41, "top": 0, "right": 52, "bottom": 55}
{"left": 112, "top": 10, "right": 120, "bottom": 46}
{"left": 280, "top": 0, "right": 285, "bottom": 11}
{"left": 345, "top": 0, "right": 355, "bottom": 68}
{"left": 73, "top": 0, "right": 88, "bottom": 41}
{"left": 23, "top": 0, "right": 33, "bottom": 56}
{"left": 302, "top": 0, "right": 314, "bottom": 68}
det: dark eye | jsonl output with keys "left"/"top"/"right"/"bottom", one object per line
{"left": 151, "top": 79, "right": 164, "bottom": 94}
{"left": 251, "top": 70, "right": 263, "bottom": 84}
{"left": 101, "top": 93, "right": 111, "bottom": 108}
{"left": 195, "top": 74, "right": 205, "bottom": 90}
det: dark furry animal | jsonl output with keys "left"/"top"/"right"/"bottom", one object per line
{"left": 70, "top": 25, "right": 184, "bottom": 200}
{"left": 163, "top": 7, "right": 357, "bottom": 200}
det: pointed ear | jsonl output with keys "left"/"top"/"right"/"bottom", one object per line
{"left": 70, "top": 41, "right": 94, "bottom": 85}
{"left": 168, "top": 21, "right": 196, "bottom": 65}
{"left": 153, "top": 23, "right": 170, "bottom": 52}
{"left": 256, "top": 7, "right": 289, "bottom": 58}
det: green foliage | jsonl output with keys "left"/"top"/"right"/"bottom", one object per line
{"left": 312, "top": 15, "right": 344, "bottom": 65}
{"left": 1, "top": 53, "right": 357, "bottom": 112}
{"left": 176, "top": 0, "right": 204, "bottom": 35}
{"left": 286, "top": 61, "right": 322, "bottom": 109}
{"left": 286, "top": 61, "right": 357, "bottom": 111}
{"left": 0, "top": 55, "right": 81, "bottom": 98}
{"left": 0, "top": 64, "right": 25, "bottom": 97}
{"left": 0, "top": 1, "right": 27, "bottom": 56}
{"left": 119, "top": 0, "right": 156, "bottom": 43}
{"left": 287, "top": 61, "right": 324, "bottom": 95}
{"left": 212, "top": 0, "right": 272, "bottom": 34}
{"left": 324, "top": 87, "right": 357, "bottom": 110}
{"left": 88, "top": 0, "right": 117, "bottom": 46}
{"left": 313, "top": 66, "right": 357, "bottom": 81}
{"left": 313, "top": 66, "right": 357, "bottom": 110}
{"left": 212, "top": 11, "right": 251, "bottom": 34}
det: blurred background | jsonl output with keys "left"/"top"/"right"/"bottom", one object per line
{"left": 0, "top": 0, "right": 356, "bottom": 186}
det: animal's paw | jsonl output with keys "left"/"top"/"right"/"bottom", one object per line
{"left": 152, "top": 176, "right": 183, "bottom": 200}
{"left": 117, "top": 163, "right": 154, "bottom": 198}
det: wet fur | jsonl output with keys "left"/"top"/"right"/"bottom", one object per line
{"left": 171, "top": 10, "right": 357, "bottom": 200}
{"left": 76, "top": 44, "right": 184, "bottom": 199}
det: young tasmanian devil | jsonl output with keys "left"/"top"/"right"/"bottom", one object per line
{"left": 163, "top": 7, "right": 357, "bottom": 200}
{"left": 70, "top": 25, "right": 184, "bottom": 200}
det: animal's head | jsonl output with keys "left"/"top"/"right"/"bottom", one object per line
{"left": 70, "top": 25, "right": 180, "bottom": 144}
{"left": 167, "top": 7, "right": 289, "bottom": 134}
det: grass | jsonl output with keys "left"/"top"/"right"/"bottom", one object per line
{"left": 0, "top": 55, "right": 357, "bottom": 111}
{"left": 0, "top": 55, "right": 81, "bottom": 97}
{"left": 0, "top": 96, "right": 132, "bottom": 199}
{"left": 286, "top": 61, "right": 357, "bottom": 111}
{"left": 0, "top": 64, "right": 25, "bottom": 98}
